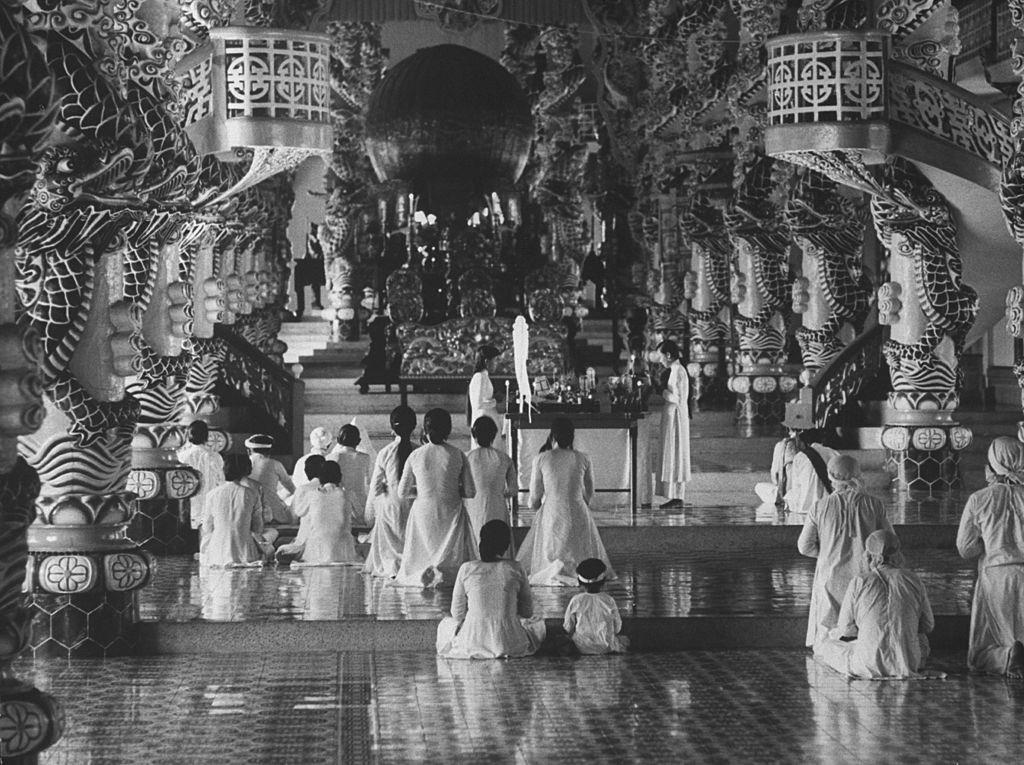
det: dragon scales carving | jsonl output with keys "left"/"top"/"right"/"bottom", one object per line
{"left": 723, "top": 156, "right": 791, "bottom": 367}
{"left": 680, "top": 195, "right": 732, "bottom": 354}
{"left": 785, "top": 169, "right": 871, "bottom": 375}
{"left": 871, "top": 157, "right": 977, "bottom": 405}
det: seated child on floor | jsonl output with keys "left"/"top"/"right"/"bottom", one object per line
{"left": 277, "top": 461, "right": 361, "bottom": 566}
{"left": 563, "top": 558, "right": 629, "bottom": 654}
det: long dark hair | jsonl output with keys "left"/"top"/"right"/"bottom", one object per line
{"left": 389, "top": 405, "right": 416, "bottom": 479}
{"left": 474, "top": 344, "right": 499, "bottom": 373}
{"left": 479, "top": 519, "right": 511, "bottom": 562}
{"left": 424, "top": 408, "right": 452, "bottom": 445}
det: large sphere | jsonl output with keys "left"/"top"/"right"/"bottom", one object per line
{"left": 365, "top": 45, "right": 533, "bottom": 197}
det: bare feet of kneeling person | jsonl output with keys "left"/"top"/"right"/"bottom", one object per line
{"left": 1007, "top": 641, "right": 1024, "bottom": 679}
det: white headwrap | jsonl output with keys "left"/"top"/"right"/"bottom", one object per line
{"left": 827, "top": 454, "right": 862, "bottom": 492}
{"left": 865, "top": 529, "right": 903, "bottom": 570}
{"left": 244, "top": 434, "right": 273, "bottom": 451}
{"left": 987, "top": 437, "right": 1024, "bottom": 486}
{"left": 309, "top": 427, "right": 333, "bottom": 452}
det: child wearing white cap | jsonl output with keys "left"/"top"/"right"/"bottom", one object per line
{"left": 292, "top": 427, "right": 335, "bottom": 487}
{"left": 563, "top": 558, "right": 629, "bottom": 654}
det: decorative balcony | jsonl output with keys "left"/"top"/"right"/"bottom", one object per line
{"left": 176, "top": 26, "right": 332, "bottom": 203}
{"left": 765, "top": 31, "right": 1012, "bottom": 195}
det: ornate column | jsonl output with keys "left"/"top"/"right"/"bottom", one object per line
{"left": 681, "top": 195, "right": 734, "bottom": 410}
{"left": 785, "top": 169, "right": 871, "bottom": 381}
{"left": 723, "top": 157, "right": 798, "bottom": 433}
{"left": 0, "top": 4, "right": 63, "bottom": 759}
{"left": 874, "top": 158, "right": 977, "bottom": 491}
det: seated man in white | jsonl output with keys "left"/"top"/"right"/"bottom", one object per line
{"left": 816, "top": 529, "right": 934, "bottom": 679}
{"left": 755, "top": 428, "right": 839, "bottom": 514}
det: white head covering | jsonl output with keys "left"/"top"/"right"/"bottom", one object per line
{"left": 309, "top": 426, "right": 333, "bottom": 452}
{"left": 865, "top": 528, "right": 903, "bottom": 569}
{"left": 244, "top": 434, "right": 273, "bottom": 451}
{"left": 827, "top": 454, "right": 862, "bottom": 492}
{"left": 987, "top": 437, "right": 1024, "bottom": 486}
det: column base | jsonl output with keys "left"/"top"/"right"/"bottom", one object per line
{"left": 729, "top": 371, "right": 797, "bottom": 436}
{"left": 27, "top": 589, "right": 140, "bottom": 658}
{"left": 880, "top": 418, "right": 973, "bottom": 493}
{"left": 128, "top": 498, "right": 197, "bottom": 554}
{"left": 0, "top": 676, "right": 64, "bottom": 763}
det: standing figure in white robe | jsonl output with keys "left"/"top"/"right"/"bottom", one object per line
{"left": 468, "top": 344, "right": 504, "bottom": 454}
{"left": 563, "top": 558, "right": 629, "bottom": 654}
{"left": 798, "top": 454, "right": 894, "bottom": 647}
{"left": 437, "top": 520, "right": 545, "bottom": 659}
{"left": 655, "top": 340, "right": 691, "bottom": 507}
{"left": 755, "top": 430, "right": 840, "bottom": 514}
{"left": 363, "top": 406, "right": 418, "bottom": 579}
{"left": 176, "top": 420, "right": 224, "bottom": 532}
{"left": 292, "top": 427, "right": 334, "bottom": 487}
{"left": 394, "top": 408, "right": 477, "bottom": 588}
{"left": 201, "top": 454, "right": 264, "bottom": 568}
{"left": 817, "top": 529, "right": 934, "bottom": 679}
{"left": 517, "top": 417, "right": 614, "bottom": 586}
{"left": 465, "top": 416, "right": 516, "bottom": 544}
{"left": 278, "top": 461, "right": 361, "bottom": 566}
{"left": 245, "top": 434, "right": 296, "bottom": 524}
{"left": 957, "top": 437, "right": 1024, "bottom": 678}
{"left": 328, "top": 424, "right": 372, "bottom": 527}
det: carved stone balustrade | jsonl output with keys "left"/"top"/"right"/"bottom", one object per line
{"left": 765, "top": 31, "right": 1012, "bottom": 193}
{"left": 177, "top": 27, "right": 332, "bottom": 202}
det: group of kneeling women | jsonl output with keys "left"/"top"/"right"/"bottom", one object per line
{"left": 798, "top": 438, "right": 1024, "bottom": 679}
{"left": 182, "top": 406, "right": 626, "bottom": 659}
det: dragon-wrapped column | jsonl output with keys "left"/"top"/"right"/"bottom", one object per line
{"left": 723, "top": 158, "right": 798, "bottom": 434}
{"left": 873, "top": 158, "right": 977, "bottom": 492}
{"left": 680, "top": 195, "right": 734, "bottom": 411}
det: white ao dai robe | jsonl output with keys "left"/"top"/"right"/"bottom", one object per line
{"left": 468, "top": 370, "right": 504, "bottom": 453}
{"left": 282, "top": 484, "right": 360, "bottom": 566}
{"left": 464, "top": 446, "right": 516, "bottom": 544}
{"left": 816, "top": 566, "right": 934, "bottom": 678}
{"left": 658, "top": 360, "right": 691, "bottom": 499}
{"left": 394, "top": 443, "right": 477, "bottom": 588}
{"left": 248, "top": 454, "right": 296, "bottom": 524}
{"left": 436, "top": 559, "right": 545, "bottom": 659}
{"left": 798, "top": 488, "right": 893, "bottom": 646}
{"left": 516, "top": 448, "right": 614, "bottom": 586}
{"left": 201, "top": 482, "right": 263, "bottom": 567}
{"left": 329, "top": 448, "right": 372, "bottom": 526}
{"left": 176, "top": 443, "right": 224, "bottom": 530}
{"left": 957, "top": 483, "right": 1024, "bottom": 674}
{"left": 363, "top": 439, "right": 416, "bottom": 579}
{"left": 564, "top": 592, "right": 629, "bottom": 654}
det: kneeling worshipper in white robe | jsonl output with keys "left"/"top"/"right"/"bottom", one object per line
{"left": 517, "top": 417, "right": 614, "bottom": 587}
{"left": 437, "top": 520, "right": 545, "bottom": 659}
{"left": 798, "top": 454, "right": 894, "bottom": 647}
{"left": 246, "top": 434, "right": 297, "bottom": 524}
{"left": 817, "top": 529, "right": 935, "bottom": 679}
{"left": 465, "top": 415, "right": 516, "bottom": 545}
{"left": 275, "top": 455, "right": 323, "bottom": 564}
{"left": 277, "top": 461, "right": 361, "bottom": 566}
{"left": 328, "top": 424, "right": 373, "bottom": 527}
{"left": 394, "top": 408, "right": 477, "bottom": 588}
{"left": 201, "top": 454, "right": 268, "bottom": 568}
{"left": 363, "top": 406, "right": 417, "bottom": 579}
{"left": 291, "top": 427, "right": 334, "bottom": 487}
{"left": 755, "top": 430, "right": 840, "bottom": 514}
{"left": 563, "top": 558, "right": 629, "bottom": 655}
{"left": 957, "top": 436, "right": 1024, "bottom": 678}
{"left": 176, "top": 420, "right": 225, "bottom": 532}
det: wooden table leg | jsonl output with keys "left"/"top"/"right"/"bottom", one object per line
{"left": 510, "top": 419, "right": 519, "bottom": 527}
{"left": 629, "top": 420, "right": 638, "bottom": 526}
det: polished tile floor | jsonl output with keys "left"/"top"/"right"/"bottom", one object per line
{"left": 138, "top": 551, "right": 976, "bottom": 623}
{"left": 18, "top": 649, "right": 1024, "bottom": 764}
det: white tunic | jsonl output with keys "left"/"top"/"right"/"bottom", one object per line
{"left": 248, "top": 454, "right": 296, "bottom": 524}
{"left": 798, "top": 488, "right": 894, "bottom": 646}
{"left": 658, "top": 360, "right": 691, "bottom": 498}
{"left": 957, "top": 483, "right": 1024, "bottom": 674}
{"left": 786, "top": 445, "right": 840, "bottom": 514}
{"left": 284, "top": 479, "right": 320, "bottom": 550}
{"left": 436, "top": 559, "right": 545, "bottom": 659}
{"left": 563, "top": 591, "right": 629, "bottom": 654}
{"left": 468, "top": 370, "right": 504, "bottom": 453}
{"left": 176, "top": 443, "right": 224, "bottom": 530}
{"left": 816, "top": 565, "right": 934, "bottom": 678}
{"left": 201, "top": 482, "right": 263, "bottom": 567}
{"left": 363, "top": 439, "right": 416, "bottom": 579}
{"left": 279, "top": 484, "right": 361, "bottom": 566}
{"left": 291, "top": 449, "right": 329, "bottom": 487}
{"left": 464, "top": 446, "right": 516, "bottom": 543}
{"left": 516, "top": 448, "right": 614, "bottom": 586}
{"left": 329, "top": 448, "right": 372, "bottom": 526}
{"left": 394, "top": 442, "right": 477, "bottom": 588}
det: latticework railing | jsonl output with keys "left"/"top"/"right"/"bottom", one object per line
{"left": 767, "top": 32, "right": 887, "bottom": 126}
{"left": 808, "top": 319, "right": 885, "bottom": 428}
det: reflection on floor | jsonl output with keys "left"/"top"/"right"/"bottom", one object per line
{"left": 138, "top": 552, "right": 976, "bottom": 623}
{"left": 19, "top": 650, "right": 1024, "bottom": 764}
